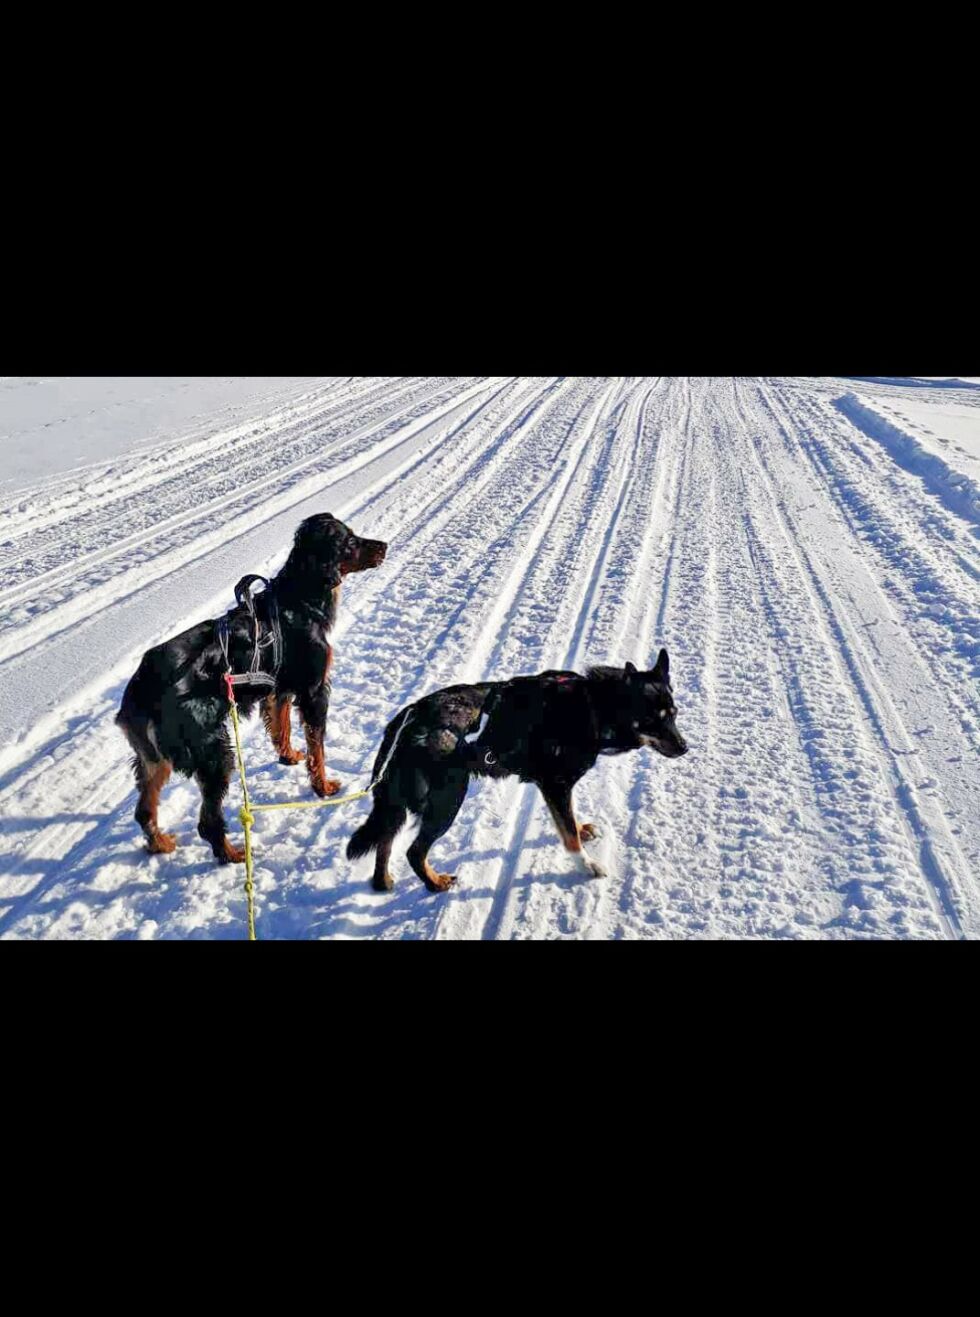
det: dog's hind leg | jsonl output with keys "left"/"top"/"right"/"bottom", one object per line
{"left": 347, "top": 793, "right": 409, "bottom": 892}
{"left": 262, "top": 693, "right": 305, "bottom": 766}
{"left": 134, "top": 756, "right": 177, "bottom": 855}
{"left": 405, "top": 767, "right": 470, "bottom": 894}
{"left": 347, "top": 765, "right": 411, "bottom": 892}
{"left": 118, "top": 710, "right": 177, "bottom": 855}
{"left": 371, "top": 822, "right": 402, "bottom": 893}
{"left": 194, "top": 743, "right": 245, "bottom": 865}
{"left": 538, "top": 779, "right": 607, "bottom": 878}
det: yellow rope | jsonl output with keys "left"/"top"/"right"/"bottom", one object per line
{"left": 250, "top": 788, "right": 375, "bottom": 812}
{"left": 227, "top": 699, "right": 257, "bottom": 942}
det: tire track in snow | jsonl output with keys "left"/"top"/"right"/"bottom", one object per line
{"left": 604, "top": 379, "right": 934, "bottom": 939}
{"left": 738, "top": 506, "right": 950, "bottom": 939}
{"left": 324, "top": 377, "right": 572, "bottom": 641}
{"left": 603, "top": 379, "right": 724, "bottom": 937}
{"left": 751, "top": 380, "right": 980, "bottom": 905}
{"left": 760, "top": 381, "right": 980, "bottom": 736}
{"left": 735, "top": 380, "right": 980, "bottom": 938}
{"left": 541, "top": 374, "right": 698, "bottom": 936}
{"left": 575, "top": 377, "right": 699, "bottom": 938}
{"left": 560, "top": 381, "right": 665, "bottom": 672}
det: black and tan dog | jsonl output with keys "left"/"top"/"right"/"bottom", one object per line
{"left": 347, "top": 651, "right": 688, "bottom": 892}
{"left": 117, "top": 513, "right": 386, "bottom": 864}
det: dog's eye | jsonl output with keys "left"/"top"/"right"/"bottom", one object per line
{"left": 659, "top": 709, "right": 668, "bottom": 719}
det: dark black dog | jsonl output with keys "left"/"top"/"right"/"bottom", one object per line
{"left": 116, "top": 513, "right": 386, "bottom": 864}
{"left": 347, "top": 650, "right": 688, "bottom": 892}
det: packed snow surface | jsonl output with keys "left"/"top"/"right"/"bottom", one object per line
{"left": 0, "top": 376, "right": 325, "bottom": 492}
{"left": 0, "top": 376, "right": 978, "bottom": 939}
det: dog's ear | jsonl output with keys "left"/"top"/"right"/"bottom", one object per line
{"left": 652, "top": 648, "right": 670, "bottom": 681}
{"left": 624, "top": 661, "right": 638, "bottom": 676}
{"left": 293, "top": 518, "right": 318, "bottom": 551}
{"left": 288, "top": 516, "right": 342, "bottom": 588}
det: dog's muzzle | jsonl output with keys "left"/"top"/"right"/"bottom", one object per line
{"left": 640, "top": 733, "right": 689, "bottom": 757}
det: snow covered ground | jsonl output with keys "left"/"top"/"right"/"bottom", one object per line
{"left": 1, "top": 376, "right": 977, "bottom": 940}
{"left": 0, "top": 376, "right": 326, "bottom": 492}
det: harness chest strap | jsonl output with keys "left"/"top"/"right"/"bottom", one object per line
{"left": 216, "top": 575, "right": 283, "bottom": 690}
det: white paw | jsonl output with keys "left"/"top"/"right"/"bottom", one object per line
{"left": 579, "top": 852, "right": 608, "bottom": 879}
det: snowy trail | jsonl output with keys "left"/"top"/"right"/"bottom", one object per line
{"left": 1, "top": 377, "right": 977, "bottom": 939}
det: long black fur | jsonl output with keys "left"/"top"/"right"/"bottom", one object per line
{"left": 347, "top": 651, "right": 688, "bottom": 893}
{"left": 116, "top": 512, "right": 386, "bottom": 864}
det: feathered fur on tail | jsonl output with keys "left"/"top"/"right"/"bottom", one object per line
{"left": 346, "top": 802, "right": 394, "bottom": 859}
{"left": 346, "top": 707, "right": 414, "bottom": 859}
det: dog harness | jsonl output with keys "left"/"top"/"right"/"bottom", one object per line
{"left": 455, "top": 672, "right": 583, "bottom": 767}
{"left": 216, "top": 575, "right": 284, "bottom": 692}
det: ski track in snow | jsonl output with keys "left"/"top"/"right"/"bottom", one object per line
{"left": 1, "top": 376, "right": 977, "bottom": 939}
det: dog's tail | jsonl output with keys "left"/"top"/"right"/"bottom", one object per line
{"left": 116, "top": 664, "right": 166, "bottom": 767}
{"left": 346, "top": 707, "right": 415, "bottom": 859}
{"left": 346, "top": 797, "right": 406, "bottom": 859}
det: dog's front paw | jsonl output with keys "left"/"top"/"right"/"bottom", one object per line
{"left": 147, "top": 832, "right": 178, "bottom": 855}
{"left": 216, "top": 839, "right": 246, "bottom": 865}
{"left": 423, "top": 872, "right": 457, "bottom": 893}
{"left": 579, "top": 822, "right": 601, "bottom": 843}
{"left": 279, "top": 750, "right": 306, "bottom": 766}
{"left": 311, "top": 777, "right": 342, "bottom": 799}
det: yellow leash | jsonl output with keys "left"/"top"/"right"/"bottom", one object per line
{"left": 223, "top": 674, "right": 413, "bottom": 939}
{"left": 226, "top": 696, "right": 258, "bottom": 941}
{"left": 249, "top": 788, "right": 376, "bottom": 813}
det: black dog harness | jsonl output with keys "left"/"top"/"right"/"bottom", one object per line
{"left": 457, "top": 671, "right": 583, "bottom": 768}
{"left": 216, "top": 575, "right": 283, "bottom": 692}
